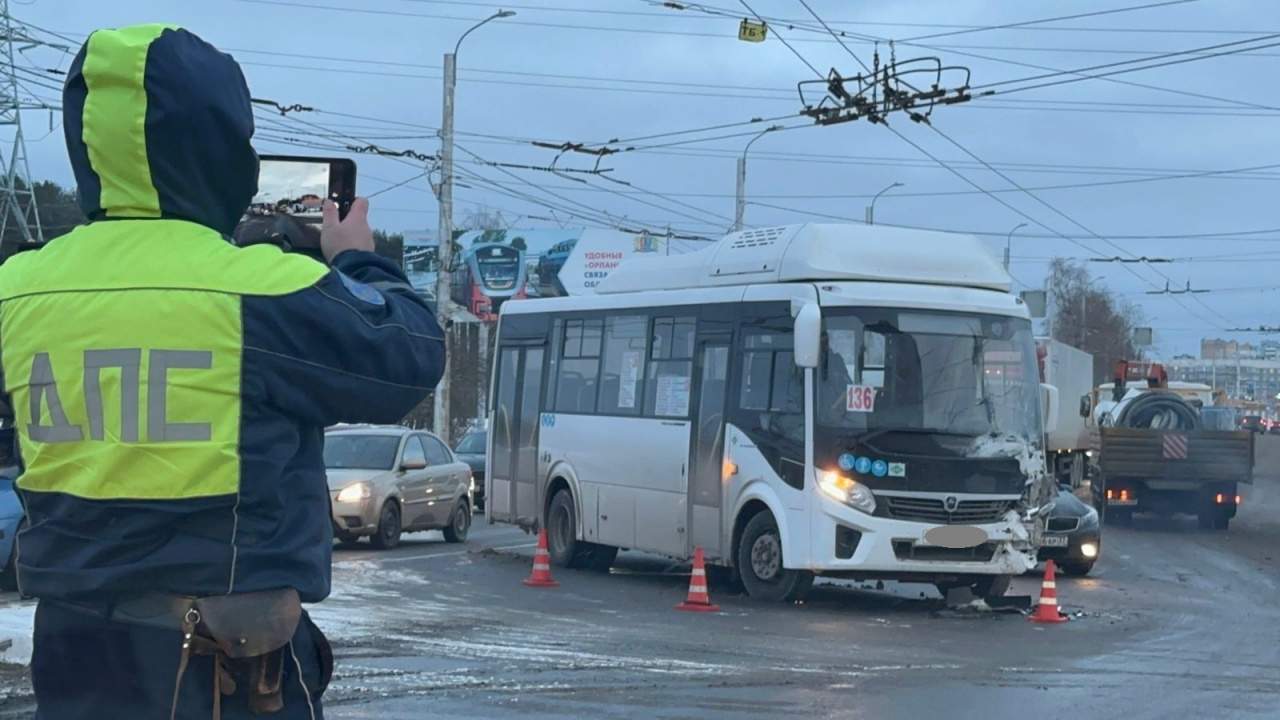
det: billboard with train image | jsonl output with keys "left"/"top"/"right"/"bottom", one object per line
{"left": 404, "top": 228, "right": 709, "bottom": 322}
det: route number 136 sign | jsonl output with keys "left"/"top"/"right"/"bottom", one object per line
{"left": 846, "top": 385, "right": 876, "bottom": 413}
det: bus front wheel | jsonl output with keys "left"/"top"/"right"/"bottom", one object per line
{"left": 737, "top": 511, "right": 814, "bottom": 603}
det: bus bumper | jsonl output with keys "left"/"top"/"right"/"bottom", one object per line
{"left": 806, "top": 497, "right": 1036, "bottom": 578}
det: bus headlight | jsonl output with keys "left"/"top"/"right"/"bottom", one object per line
{"left": 817, "top": 470, "right": 876, "bottom": 514}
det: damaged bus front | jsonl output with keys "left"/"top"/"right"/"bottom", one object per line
{"left": 803, "top": 295, "right": 1059, "bottom": 601}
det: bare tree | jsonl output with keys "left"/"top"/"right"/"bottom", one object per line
{"left": 1046, "top": 258, "right": 1145, "bottom": 381}
{"left": 461, "top": 206, "right": 507, "bottom": 232}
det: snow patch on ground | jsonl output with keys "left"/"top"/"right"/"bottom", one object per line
{"left": 0, "top": 602, "right": 34, "bottom": 666}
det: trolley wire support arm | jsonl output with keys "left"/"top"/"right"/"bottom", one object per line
{"left": 797, "top": 53, "right": 975, "bottom": 128}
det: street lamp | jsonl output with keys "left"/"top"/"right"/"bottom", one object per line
{"left": 1004, "top": 222, "right": 1027, "bottom": 271}
{"left": 733, "top": 124, "right": 782, "bottom": 232}
{"left": 864, "top": 181, "right": 902, "bottom": 225}
{"left": 434, "top": 9, "right": 516, "bottom": 444}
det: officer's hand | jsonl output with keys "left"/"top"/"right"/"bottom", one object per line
{"left": 321, "top": 197, "right": 375, "bottom": 263}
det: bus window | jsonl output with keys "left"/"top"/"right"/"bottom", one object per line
{"left": 598, "top": 315, "right": 648, "bottom": 415}
{"left": 645, "top": 316, "right": 696, "bottom": 418}
{"left": 739, "top": 330, "right": 803, "bottom": 444}
{"left": 555, "top": 318, "right": 603, "bottom": 414}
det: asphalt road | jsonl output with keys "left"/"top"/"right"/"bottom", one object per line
{"left": 0, "top": 442, "right": 1276, "bottom": 718}
{"left": 311, "top": 473, "right": 1280, "bottom": 720}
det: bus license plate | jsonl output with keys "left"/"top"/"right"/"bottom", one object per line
{"left": 1107, "top": 498, "right": 1137, "bottom": 506}
{"left": 1041, "top": 535, "right": 1068, "bottom": 547}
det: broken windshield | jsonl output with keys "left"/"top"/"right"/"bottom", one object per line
{"left": 817, "top": 309, "right": 1041, "bottom": 445}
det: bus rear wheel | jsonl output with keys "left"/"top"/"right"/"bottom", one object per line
{"left": 737, "top": 511, "right": 814, "bottom": 603}
{"left": 546, "top": 489, "right": 616, "bottom": 571}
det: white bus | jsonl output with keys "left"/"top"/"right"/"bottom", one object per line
{"left": 485, "top": 223, "right": 1059, "bottom": 602}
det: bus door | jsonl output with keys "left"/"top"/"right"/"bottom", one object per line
{"left": 689, "top": 332, "right": 732, "bottom": 562}
{"left": 489, "top": 345, "right": 545, "bottom": 527}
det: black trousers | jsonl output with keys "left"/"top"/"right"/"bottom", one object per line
{"left": 31, "top": 599, "right": 333, "bottom": 720}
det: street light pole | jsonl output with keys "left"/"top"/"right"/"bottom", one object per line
{"left": 865, "top": 181, "right": 903, "bottom": 225}
{"left": 1004, "top": 222, "right": 1027, "bottom": 271}
{"left": 733, "top": 125, "right": 781, "bottom": 232}
{"left": 434, "top": 9, "right": 515, "bottom": 444}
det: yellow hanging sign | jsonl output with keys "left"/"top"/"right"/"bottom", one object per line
{"left": 738, "top": 19, "right": 767, "bottom": 43}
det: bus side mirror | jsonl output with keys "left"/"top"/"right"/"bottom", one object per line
{"left": 792, "top": 299, "right": 821, "bottom": 369}
{"left": 1041, "top": 383, "right": 1059, "bottom": 435}
{"left": 1079, "top": 394, "right": 1092, "bottom": 419}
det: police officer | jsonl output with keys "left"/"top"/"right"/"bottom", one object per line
{"left": 0, "top": 25, "right": 446, "bottom": 719}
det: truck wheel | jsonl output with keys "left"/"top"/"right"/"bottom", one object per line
{"left": 737, "top": 511, "right": 814, "bottom": 603}
{"left": 1200, "top": 508, "right": 1231, "bottom": 531}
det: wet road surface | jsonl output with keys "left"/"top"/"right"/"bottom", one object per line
{"left": 315, "top": 452, "right": 1280, "bottom": 719}
{"left": 0, "top": 437, "right": 1274, "bottom": 718}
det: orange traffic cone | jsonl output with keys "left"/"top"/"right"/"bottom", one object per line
{"left": 676, "top": 547, "right": 720, "bottom": 612}
{"left": 522, "top": 529, "right": 559, "bottom": 588}
{"left": 1029, "top": 558, "right": 1069, "bottom": 624}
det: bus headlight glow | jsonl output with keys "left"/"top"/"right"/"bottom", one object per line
{"left": 817, "top": 470, "right": 876, "bottom": 514}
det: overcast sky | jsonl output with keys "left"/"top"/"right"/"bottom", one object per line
{"left": 10, "top": 0, "right": 1280, "bottom": 356}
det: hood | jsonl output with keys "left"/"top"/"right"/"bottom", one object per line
{"left": 456, "top": 454, "right": 485, "bottom": 472}
{"left": 63, "top": 24, "right": 258, "bottom": 237}
{"left": 326, "top": 469, "right": 382, "bottom": 491}
{"left": 1049, "top": 489, "right": 1091, "bottom": 517}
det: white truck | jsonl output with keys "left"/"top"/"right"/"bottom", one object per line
{"left": 1036, "top": 338, "right": 1094, "bottom": 489}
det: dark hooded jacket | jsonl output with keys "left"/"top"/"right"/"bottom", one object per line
{"left": 0, "top": 25, "right": 445, "bottom": 603}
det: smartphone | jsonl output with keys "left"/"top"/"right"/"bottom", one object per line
{"left": 233, "top": 154, "right": 357, "bottom": 261}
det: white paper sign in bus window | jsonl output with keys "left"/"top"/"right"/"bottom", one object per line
{"left": 618, "top": 350, "right": 640, "bottom": 409}
{"left": 655, "top": 375, "right": 691, "bottom": 417}
{"left": 846, "top": 385, "right": 876, "bottom": 413}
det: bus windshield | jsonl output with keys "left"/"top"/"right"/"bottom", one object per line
{"left": 818, "top": 309, "right": 1041, "bottom": 445}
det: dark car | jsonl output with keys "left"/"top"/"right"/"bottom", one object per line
{"left": 1240, "top": 415, "right": 1265, "bottom": 434}
{"left": 1038, "top": 486, "right": 1100, "bottom": 576}
{"left": 454, "top": 430, "right": 487, "bottom": 511}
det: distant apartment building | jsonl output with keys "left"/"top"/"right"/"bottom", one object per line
{"left": 1201, "top": 338, "right": 1237, "bottom": 360}
{"left": 1167, "top": 357, "right": 1280, "bottom": 405}
{"left": 1262, "top": 340, "right": 1280, "bottom": 361}
{"left": 1201, "top": 337, "right": 1266, "bottom": 361}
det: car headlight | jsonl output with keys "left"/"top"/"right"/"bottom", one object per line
{"left": 817, "top": 470, "right": 876, "bottom": 514}
{"left": 336, "top": 482, "right": 371, "bottom": 503}
{"left": 1080, "top": 506, "right": 1099, "bottom": 529}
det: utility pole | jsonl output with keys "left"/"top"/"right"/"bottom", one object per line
{"left": 1004, "top": 222, "right": 1027, "bottom": 271}
{"left": 733, "top": 157, "right": 745, "bottom": 232}
{"left": 0, "top": 0, "right": 54, "bottom": 257}
{"left": 733, "top": 125, "right": 780, "bottom": 232}
{"left": 433, "top": 9, "right": 515, "bottom": 444}
{"left": 865, "top": 181, "right": 902, "bottom": 225}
